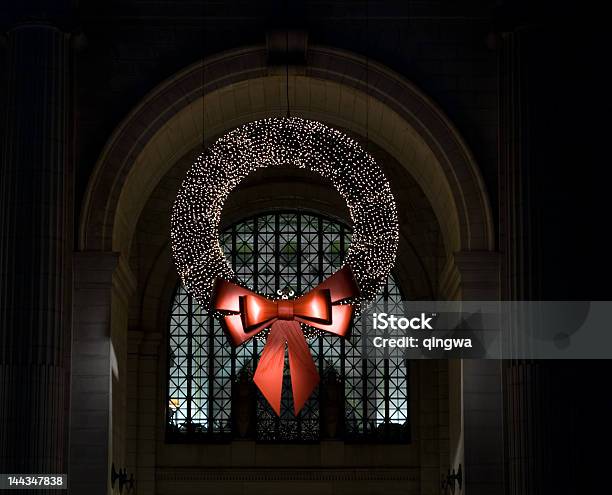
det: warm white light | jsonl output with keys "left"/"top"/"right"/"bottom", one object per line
{"left": 171, "top": 117, "right": 399, "bottom": 310}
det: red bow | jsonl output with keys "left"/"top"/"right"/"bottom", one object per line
{"left": 211, "top": 266, "right": 358, "bottom": 415}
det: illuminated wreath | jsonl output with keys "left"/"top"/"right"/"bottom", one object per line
{"left": 171, "top": 117, "right": 399, "bottom": 309}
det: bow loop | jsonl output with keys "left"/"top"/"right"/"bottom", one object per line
{"left": 292, "top": 288, "right": 332, "bottom": 324}
{"left": 241, "top": 294, "right": 277, "bottom": 331}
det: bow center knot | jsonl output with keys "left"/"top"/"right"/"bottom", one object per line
{"left": 276, "top": 300, "right": 294, "bottom": 320}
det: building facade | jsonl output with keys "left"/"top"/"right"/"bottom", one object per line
{"left": 1, "top": 2, "right": 609, "bottom": 494}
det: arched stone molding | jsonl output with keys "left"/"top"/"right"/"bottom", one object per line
{"left": 75, "top": 44, "right": 500, "bottom": 495}
{"left": 79, "top": 45, "right": 494, "bottom": 263}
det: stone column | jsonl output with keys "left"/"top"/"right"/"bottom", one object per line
{"left": 456, "top": 251, "right": 504, "bottom": 495}
{"left": 70, "top": 253, "right": 117, "bottom": 494}
{"left": 70, "top": 253, "right": 135, "bottom": 494}
{"left": 498, "top": 28, "right": 534, "bottom": 303}
{"left": 440, "top": 251, "right": 503, "bottom": 495}
{"left": 126, "top": 331, "right": 144, "bottom": 485}
{"left": 0, "top": 21, "right": 73, "bottom": 480}
{"left": 498, "top": 26, "right": 548, "bottom": 495}
{"left": 126, "top": 330, "right": 161, "bottom": 495}
{"left": 134, "top": 333, "right": 162, "bottom": 494}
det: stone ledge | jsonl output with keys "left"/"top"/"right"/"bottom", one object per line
{"left": 156, "top": 467, "right": 419, "bottom": 482}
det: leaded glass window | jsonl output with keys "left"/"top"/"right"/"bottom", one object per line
{"left": 167, "top": 211, "right": 409, "bottom": 442}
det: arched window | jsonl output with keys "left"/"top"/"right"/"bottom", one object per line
{"left": 167, "top": 211, "right": 409, "bottom": 442}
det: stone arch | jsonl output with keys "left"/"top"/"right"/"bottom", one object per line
{"left": 79, "top": 45, "right": 494, "bottom": 264}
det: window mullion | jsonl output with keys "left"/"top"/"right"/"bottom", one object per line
{"left": 274, "top": 213, "right": 281, "bottom": 434}
{"left": 297, "top": 213, "right": 304, "bottom": 438}
{"left": 384, "top": 357, "right": 390, "bottom": 437}
{"left": 208, "top": 306, "right": 214, "bottom": 435}
{"left": 340, "top": 225, "right": 346, "bottom": 436}
{"left": 274, "top": 213, "right": 280, "bottom": 292}
{"left": 383, "top": 279, "right": 390, "bottom": 436}
{"left": 296, "top": 213, "right": 302, "bottom": 295}
{"left": 317, "top": 216, "right": 323, "bottom": 283}
{"left": 187, "top": 293, "right": 193, "bottom": 434}
{"left": 253, "top": 217, "right": 259, "bottom": 364}
{"left": 231, "top": 224, "right": 237, "bottom": 385}
{"left": 405, "top": 358, "right": 411, "bottom": 442}
{"left": 361, "top": 313, "right": 368, "bottom": 436}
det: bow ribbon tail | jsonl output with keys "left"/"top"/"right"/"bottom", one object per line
{"left": 284, "top": 320, "right": 320, "bottom": 415}
{"left": 253, "top": 320, "right": 319, "bottom": 416}
{"left": 252, "top": 322, "right": 286, "bottom": 415}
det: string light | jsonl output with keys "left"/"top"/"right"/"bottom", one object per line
{"left": 171, "top": 117, "right": 399, "bottom": 311}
